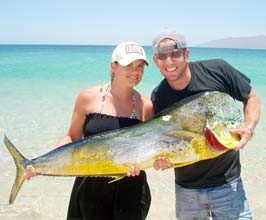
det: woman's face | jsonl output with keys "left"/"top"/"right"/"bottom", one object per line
{"left": 112, "top": 60, "right": 146, "bottom": 87}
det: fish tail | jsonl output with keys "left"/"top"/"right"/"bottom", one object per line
{"left": 4, "top": 134, "right": 29, "bottom": 204}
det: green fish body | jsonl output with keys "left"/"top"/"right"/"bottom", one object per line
{"left": 4, "top": 91, "right": 243, "bottom": 204}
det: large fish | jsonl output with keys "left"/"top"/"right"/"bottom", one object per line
{"left": 4, "top": 91, "right": 243, "bottom": 204}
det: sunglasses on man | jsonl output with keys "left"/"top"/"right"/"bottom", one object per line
{"left": 156, "top": 49, "right": 186, "bottom": 60}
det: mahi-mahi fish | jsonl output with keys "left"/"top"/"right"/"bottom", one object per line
{"left": 4, "top": 91, "right": 243, "bottom": 204}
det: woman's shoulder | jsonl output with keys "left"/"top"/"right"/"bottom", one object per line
{"left": 139, "top": 93, "right": 151, "bottom": 104}
{"left": 136, "top": 91, "right": 154, "bottom": 121}
{"left": 134, "top": 90, "right": 149, "bottom": 105}
{"left": 77, "top": 84, "right": 105, "bottom": 101}
{"left": 74, "top": 84, "right": 106, "bottom": 114}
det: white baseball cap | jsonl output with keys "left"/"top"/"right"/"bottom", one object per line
{"left": 112, "top": 41, "right": 149, "bottom": 66}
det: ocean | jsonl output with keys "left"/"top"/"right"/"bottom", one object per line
{"left": 0, "top": 45, "right": 265, "bottom": 219}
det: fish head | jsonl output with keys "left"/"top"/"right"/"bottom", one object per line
{"left": 165, "top": 92, "right": 236, "bottom": 134}
{"left": 158, "top": 91, "right": 244, "bottom": 152}
{"left": 205, "top": 118, "right": 243, "bottom": 151}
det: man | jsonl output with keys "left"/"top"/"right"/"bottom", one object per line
{"left": 151, "top": 28, "right": 261, "bottom": 220}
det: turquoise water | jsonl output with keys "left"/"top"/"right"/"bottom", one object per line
{"left": 0, "top": 45, "right": 265, "bottom": 219}
{"left": 0, "top": 45, "right": 265, "bottom": 130}
{"left": 0, "top": 44, "right": 265, "bottom": 155}
{"left": 1, "top": 45, "right": 266, "bottom": 84}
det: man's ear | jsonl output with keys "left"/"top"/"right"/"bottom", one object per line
{"left": 185, "top": 48, "right": 190, "bottom": 61}
{"left": 153, "top": 55, "right": 158, "bottom": 65}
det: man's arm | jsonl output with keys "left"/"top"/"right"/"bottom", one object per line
{"left": 231, "top": 89, "right": 261, "bottom": 151}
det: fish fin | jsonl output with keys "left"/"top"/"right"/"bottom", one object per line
{"left": 172, "top": 161, "right": 198, "bottom": 168}
{"left": 4, "top": 134, "right": 28, "bottom": 204}
{"left": 165, "top": 130, "right": 200, "bottom": 138}
{"left": 108, "top": 175, "right": 126, "bottom": 183}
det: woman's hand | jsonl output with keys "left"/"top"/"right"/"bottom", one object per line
{"left": 24, "top": 165, "right": 37, "bottom": 180}
{"left": 127, "top": 166, "right": 140, "bottom": 177}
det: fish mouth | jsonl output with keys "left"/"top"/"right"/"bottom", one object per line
{"left": 205, "top": 127, "right": 228, "bottom": 151}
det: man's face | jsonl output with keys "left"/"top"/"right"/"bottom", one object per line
{"left": 153, "top": 39, "right": 190, "bottom": 82}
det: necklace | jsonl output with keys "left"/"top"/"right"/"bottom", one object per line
{"left": 98, "top": 84, "right": 111, "bottom": 114}
{"left": 130, "top": 91, "right": 137, "bottom": 119}
{"left": 99, "top": 84, "right": 137, "bottom": 119}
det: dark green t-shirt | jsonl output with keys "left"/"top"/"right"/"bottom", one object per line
{"left": 151, "top": 59, "right": 251, "bottom": 188}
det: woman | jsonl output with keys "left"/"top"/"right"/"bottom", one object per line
{"left": 25, "top": 41, "right": 154, "bottom": 220}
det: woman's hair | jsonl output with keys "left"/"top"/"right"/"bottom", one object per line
{"left": 110, "top": 71, "right": 114, "bottom": 82}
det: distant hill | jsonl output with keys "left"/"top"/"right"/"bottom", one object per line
{"left": 197, "top": 35, "right": 266, "bottom": 49}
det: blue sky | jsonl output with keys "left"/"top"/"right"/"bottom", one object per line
{"left": 0, "top": 0, "right": 265, "bottom": 46}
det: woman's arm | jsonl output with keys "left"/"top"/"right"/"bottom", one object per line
{"left": 25, "top": 89, "right": 92, "bottom": 179}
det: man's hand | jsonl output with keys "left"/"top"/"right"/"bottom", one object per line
{"left": 230, "top": 127, "right": 253, "bottom": 151}
{"left": 154, "top": 156, "right": 172, "bottom": 170}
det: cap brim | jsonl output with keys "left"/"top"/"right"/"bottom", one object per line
{"left": 118, "top": 55, "right": 149, "bottom": 66}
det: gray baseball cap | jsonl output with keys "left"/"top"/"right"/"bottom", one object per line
{"left": 152, "top": 28, "right": 187, "bottom": 54}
